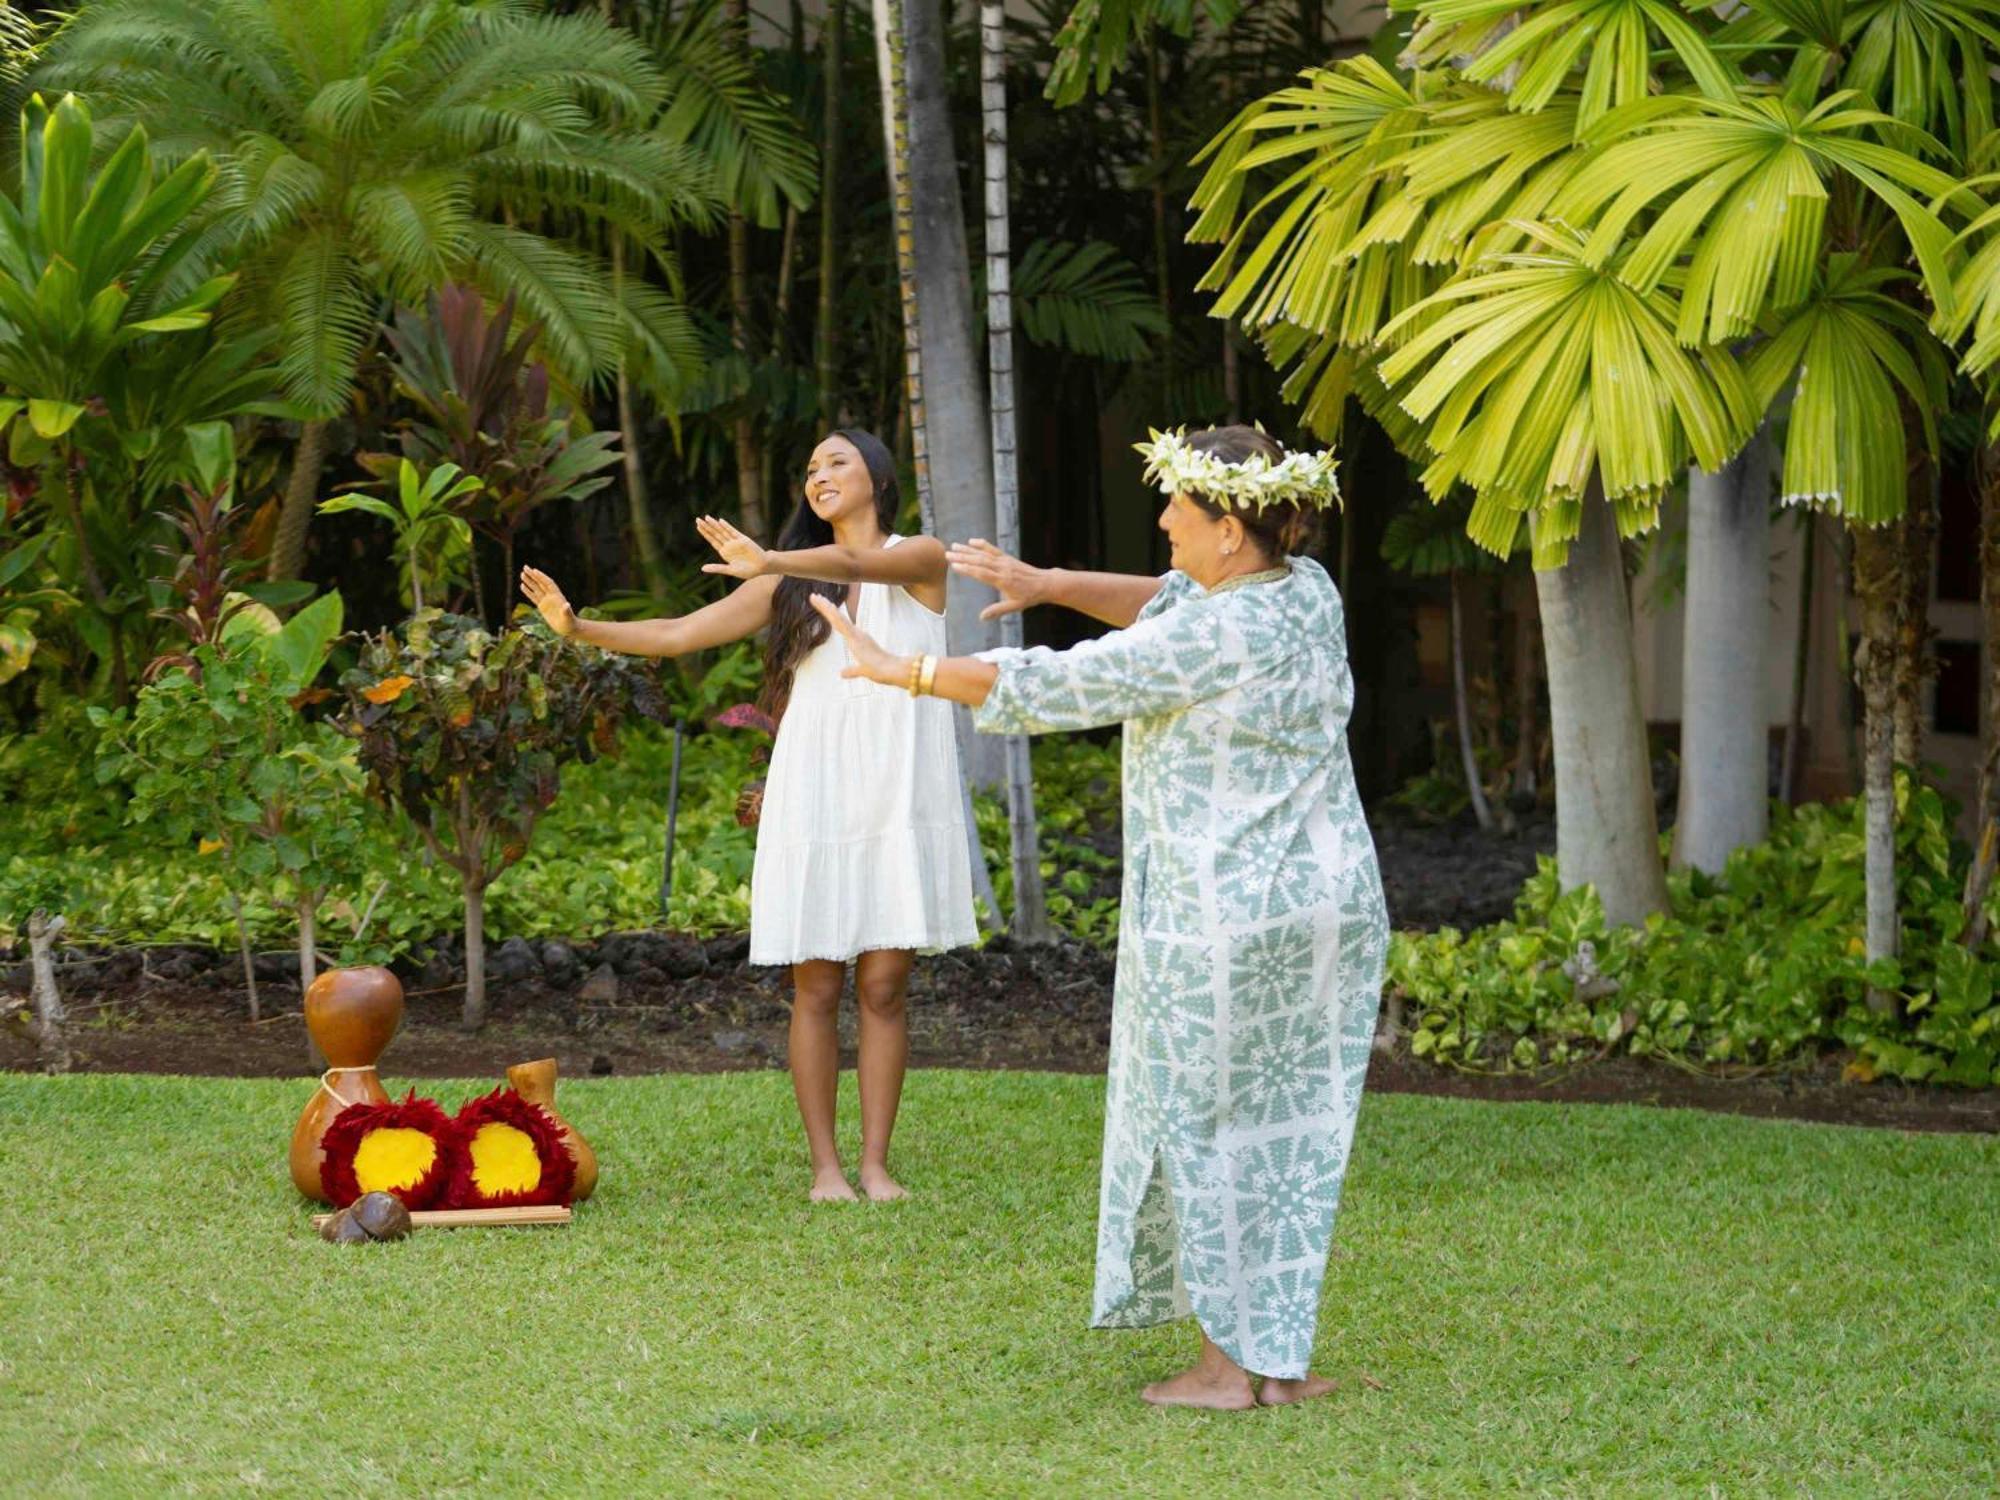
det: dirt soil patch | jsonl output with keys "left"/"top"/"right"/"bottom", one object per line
{"left": 7, "top": 924, "right": 1996, "bottom": 1135}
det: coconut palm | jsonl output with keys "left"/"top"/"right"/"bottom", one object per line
{"left": 1186, "top": 2, "right": 1989, "bottom": 948}
{"left": 39, "top": 0, "right": 725, "bottom": 581}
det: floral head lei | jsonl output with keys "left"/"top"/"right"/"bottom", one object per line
{"left": 1132, "top": 426, "right": 1341, "bottom": 513}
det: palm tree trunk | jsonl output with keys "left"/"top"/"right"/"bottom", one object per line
{"left": 895, "top": 0, "right": 1002, "bottom": 791}
{"left": 1851, "top": 521, "right": 1901, "bottom": 1011}
{"left": 762, "top": 203, "right": 803, "bottom": 506}
{"left": 1511, "top": 573, "right": 1540, "bottom": 804}
{"left": 268, "top": 418, "right": 331, "bottom": 583}
{"left": 816, "top": 0, "right": 846, "bottom": 429}
{"left": 1673, "top": 431, "right": 1773, "bottom": 874}
{"left": 1894, "top": 458, "right": 1936, "bottom": 766}
{"left": 612, "top": 236, "right": 668, "bottom": 595}
{"left": 1533, "top": 492, "right": 1669, "bottom": 926}
{"left": 981, "top": 0, "right": 1050, "bottom": 942}
{"left": 1449, "top": 569, "right": 1495, "bottom": 833}
{"left": 1961, "top": 441, "right": 2000, "bottom": 949}
{"left": 875, "top": 0, "right": 1002, "bottom": 925}
{"left": 727, "top": 0, "right": 768, "bottom": 542}
{"left": 1780, "top": 509, "right": 1816, "bottom": 806}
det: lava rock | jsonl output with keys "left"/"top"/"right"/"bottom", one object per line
{"left": 492, "top": 937, "right": 540, "bottom": 983}
{"left": 578, "top": 963, "right": 620, "bottom": 1005}
{"left": 540, "top": 941, "right": 581, "bottom": 987}
{"left": 712, "top": 1028, "right": 756, "bottom": 1056}
{"left": 589, "top": 1053, "right": 615, "bottom": 1076}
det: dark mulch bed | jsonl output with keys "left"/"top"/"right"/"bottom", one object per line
{"left": 7, "top": 912, "right": 1998, "bottom": 1134}
{"left": 8, "top": 810, "right": 1994, "bottom": 1133}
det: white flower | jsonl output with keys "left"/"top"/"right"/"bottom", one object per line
{"left": 1133, "top": 428, "right": 1341, "bottom": 513}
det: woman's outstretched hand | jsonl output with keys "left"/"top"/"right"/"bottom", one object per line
{"left": 697, "top": 514, "right": 771, "bottom": 579}
{"left": 519, "top": 566, "right": 577, "bottom": 637}
{"left": 809, "top": 595, "right": 905, "bottom": 685}
{"left": 947, "top": 539, "right": 1044, "bottom": 620}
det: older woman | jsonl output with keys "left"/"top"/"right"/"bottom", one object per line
{"left": 810, "top": 424, "right": 1390, "bottom": 1409}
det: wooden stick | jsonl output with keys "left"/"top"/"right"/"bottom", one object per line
{"left": 311, "top": 1205, "right": 573, "bottom": 1229}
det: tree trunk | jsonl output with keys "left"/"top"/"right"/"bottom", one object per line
{"left": 1511, "top": 574, "right": 1540, "bottom": 804}
{"left": 25, "top": 910, "right": 71, "bottom": 1074}
{"left": 1449, "top": 570, "right": 1496, "bottom": 833}
{"left": 230, "top": 890, "right": 260, "bottom": 1023}
{"left": 892, "top": 0, "right": 1002, "bottom": 789}
{"left": 297, "top": 896, "right": 317, "bottom": 994}
{"left": 612, "top": 236, "right": 668, "bottom": 595}
{"left": 267, "top": 417, "right": 331, "bottom": 582}
{"left": 1780, "top": 509, "right": 1816, "bottom": 806}
{"left": 982, "top": 0, "right": 1050, "bottom": 941}
{"left": 461, "top": 880, "right": 488, "bottom": 1031}
{"left": 1673, "top": 433, "right": 1773, "bottom": 874}
{"left": 1894, "top": 458, "right": 1936, "bottom": 766}
{"left": 816, "top": 0, "right": 847, "bottom": 429}
{"left": 1851, "top": 521, "right": 1901, "bottom": 1011}
{"left": 1533, "top": 494, "right": 1669, "bottom": 926}
{"left": 726, "top": 1, "right": 767, "bottom": 542}
{"left": 1961, "top": 442, "right": 2000, "bottom": 949}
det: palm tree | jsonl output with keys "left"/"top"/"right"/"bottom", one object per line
{"left": 1187, "top": 6, "right": 1983, "bottom": 945}
{"left": 40, "top": 0, "right": 723, "bottom": 580}
{"left": 981, "top": 0, "right": 1052, "bottom": 942}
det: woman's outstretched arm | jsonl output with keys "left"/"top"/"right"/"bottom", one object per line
{"left": 519, "top": 566, "right": 778, "bottom": 657}
{"left": 810, "top": 596, "right": 998, "bottom": 705}
{"left": 696, "top": 514, "right": 947, "bottom": 611}
{"left": 946, "top": 539, "right": 1162, "bottom": 627}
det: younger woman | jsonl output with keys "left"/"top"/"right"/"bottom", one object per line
{"left": 520, "top": 429, "right": 977, "bottom": 1201}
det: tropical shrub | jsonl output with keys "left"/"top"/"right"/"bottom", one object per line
{"left": 1389, "top": 776, "right": 2000, "bottom": 1085}
{"left": 338, "top": 612, "right": 671, "bottom": 1029}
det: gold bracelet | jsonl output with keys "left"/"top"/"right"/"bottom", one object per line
{"left": 905, "top": 655, "right": 924, "bottom": 696}
{"left": 917, "top": 654, "right": 939, "bottom": 697}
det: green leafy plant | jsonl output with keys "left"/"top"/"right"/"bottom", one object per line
{"left": 338, "top": 611, "right": 672, "bottom": 1029}
{"left": 318, "top": 460, "right": 481, "bottom": 614}
{"left": 1388, "top": 774, "right": 2000, "bottom": 1085}
{"left": 92, "top": 591, "right": 363, "bottom": 1017}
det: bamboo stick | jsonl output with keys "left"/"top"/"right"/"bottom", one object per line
{"left": 311, "top": 1206, "right": 572, "bottom": 1230}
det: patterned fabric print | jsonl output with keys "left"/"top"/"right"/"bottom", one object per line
{"left": 975, "top": 557, "right": 1392, "bottom": 1379}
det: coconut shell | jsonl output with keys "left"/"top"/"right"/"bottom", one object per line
{"left": 323, "top": 1208, "right": 371, "bottom": 1245}
{"left": 350, "top": 1191, "right": 413, "bottom": 1241}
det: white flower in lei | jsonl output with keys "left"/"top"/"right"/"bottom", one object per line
{"left": 1133, "top": 427, "right": 1341, "bottom": 513}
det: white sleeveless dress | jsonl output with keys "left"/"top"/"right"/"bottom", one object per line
{"left": 748, "top": 535, "right": 980, "bottom": 966}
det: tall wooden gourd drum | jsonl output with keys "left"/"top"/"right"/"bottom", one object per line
{"left": 506, "top": 1057, "right": 598, "bottom": 1201}
{"left": 289, "top": 966, "right": 404, "bottom": 1201}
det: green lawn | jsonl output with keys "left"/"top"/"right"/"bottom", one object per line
{"left": 3, "top": 1072, "right": 1996, "bottom": 1498}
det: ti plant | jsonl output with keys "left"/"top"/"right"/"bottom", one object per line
{"left": 339, "top": 611, "right": 670, "bottom": 1030}
{"left": 319, "top": 459, "right": 482, "bottom": 615}
{"left": 372, "top": 286, "right": 621, "bottom": 621}
{"left": 146, "top": 423, "right": 257, "bottom": 680}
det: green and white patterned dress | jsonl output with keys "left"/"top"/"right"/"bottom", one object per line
{"left": 973, "top": 557, "right": 1389, "bottom": 1379}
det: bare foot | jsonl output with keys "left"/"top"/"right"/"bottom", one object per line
{"left": 1258, "top": 1374, "right": 1338, "bottom": 1406}
{"left": 1140, "top": 1365, "right": 1256, "bottom": 1411}
{"left": 857, "top": 1165, "right": 908, "bottom": 1201}
{"left": 810, "top": 1166, "right": 858, "bottom": 1202}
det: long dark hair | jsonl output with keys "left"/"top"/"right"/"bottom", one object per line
{"left": 760, "top": 428, "right": 901, "bottom": 719}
